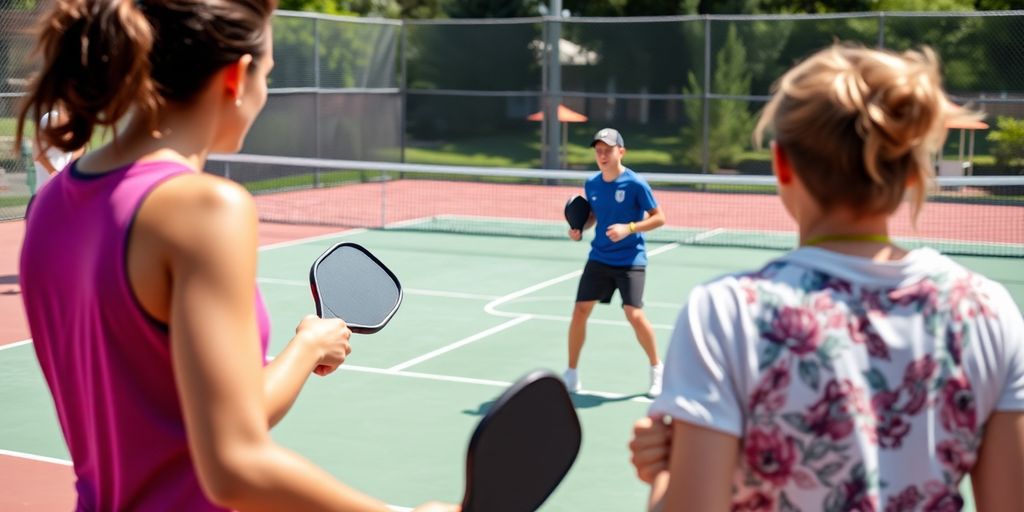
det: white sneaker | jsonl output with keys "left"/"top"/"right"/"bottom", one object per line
{"left": 647, "top": 363, "right": 664, "bottom": 397}
{"left": 563, "top": 368, "right": 581, "bottom": 393}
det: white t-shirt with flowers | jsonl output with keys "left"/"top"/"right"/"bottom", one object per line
{"left": 650, "top": 247, "right": 1024, "bottom": 511}
{"left": 33, "top": 111, "right": 74, "bottom": 192}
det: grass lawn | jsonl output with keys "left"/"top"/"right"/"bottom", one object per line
{"left": 0, "top": 195, "right": 30, "bottom": 208}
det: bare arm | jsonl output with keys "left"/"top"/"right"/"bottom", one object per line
{"left": 155, "top": 176, "right": 389, "bottom": 511}
{"left": 34, "top": 150, "right": 60, "bottom": 176}
{"left": 649, "top": 420, "right": 739, "bottom": 512}
{"left": 262, "top": 317, "right": 351, "bottom": 427}
{"left": 607, "top": 207, "right": 665, "bottom": 243}
{"left": 630, "top": 416, "right": 672, "bottom": 484}
{"left": 971, "top": 411, "right": 1024, "bottom": 511}
{"left": 636, "top": 207, "right": 665, "bottom": 233}
{"left": 568, "top": 213, "right": 597, "bottom": 241}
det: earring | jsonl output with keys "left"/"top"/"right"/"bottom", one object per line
{"left": 234, "top": 98, "right": 242, "bottom": 107}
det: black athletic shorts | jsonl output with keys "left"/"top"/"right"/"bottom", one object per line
{"left": 575, "top": 260, "right": 646, "bottom": 308}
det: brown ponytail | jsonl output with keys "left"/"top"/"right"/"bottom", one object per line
{"left": 16, "top": 0, "right": 157, "bottom": 154}
{"left": 16, "top": 0, "right": 276, "bottom": 156}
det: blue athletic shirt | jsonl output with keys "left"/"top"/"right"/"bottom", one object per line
{"left": 584, "top": 168, "right": 658, "bottom": 267}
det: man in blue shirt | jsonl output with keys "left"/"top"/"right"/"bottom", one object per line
{"left": 565, "top": 128, "right": 666, "bottom": 397}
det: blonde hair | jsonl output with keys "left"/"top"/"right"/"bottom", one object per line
{"left": 754, "top": 44, "right": 978, "bottom": 222}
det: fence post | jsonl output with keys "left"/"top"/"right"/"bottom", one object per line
{"left": 400, "top": 22, "right": 408, "bottom": 165}
{"left": 313, "top": 15, "right": 322, "bottom": 188}
{"left": 543, "top": 3, "right": 563, "bottom": 170}
{"left": 701, "top": 16, "right": 712, "bottom": 174}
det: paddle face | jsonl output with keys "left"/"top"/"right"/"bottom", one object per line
{"left": 564, "top": 195, "right": 591, "bottom": 231}
{"left": 462, "top": 371, "right": 582, "bottom": 512}
{"left": 309, "top": 243, "right": 402, "bottom": 334}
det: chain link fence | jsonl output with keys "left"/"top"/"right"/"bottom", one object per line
{"left": 2, "top": 6, "right": 1023, "bottom": 220}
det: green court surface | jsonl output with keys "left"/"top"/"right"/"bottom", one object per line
{"left": 1, "top": 229, "right": 1021, "bottom": 510}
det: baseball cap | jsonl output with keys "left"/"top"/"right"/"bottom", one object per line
{"left": 590, "top": 128, "right": 625, "bottom": 148}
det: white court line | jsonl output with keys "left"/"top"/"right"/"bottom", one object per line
{"left": 342, "top": 364, "right": 511, "bottom": 387}
{"left": 0, "top": 338, "right": 32, "bottom": 352}
{"left": 257, "top": 275, "right": 676, "bottom": 329}
{"left": 258, "top": 228, "right": 366, "bottom": 252}
{"left": 341, "top": 364, "right": 652, "bottom": 404}
{"left": 0, "top": 448, "right": 72, "bottom": 466}
{"left": 387, "top": 242, "right": 683, "bottom": 371}
{"left": 256, "top": 278, "right": 499, "bottom": 301}
{"left": 388, "top": 316, "right": 532, "bottom": 372}
{"left": 483, "top": 271, "right": 583, "bottom": 317}
{"left": 0, "top": 231, "right": 361, "bottom": 348}
{"left": 498, "top": 296, "right": 681, "bottom": 309}
{"left": 648, "top": 242, "right": 682, "bottom": 257}
{"left": 404, "top": 289, "right": 498, "bottom": 301}
{"left": 385, "top": 268, "right": 593, "bottom": 372}
{"left": 259, "top": 278, "right": 500, "bottom": 300}
{"left": 484, "top": 242, "right": 681, "bottom": 319}
{"left": 382, "top": 215, "right": 439, "bottom": 229}
{"left": 684, "top": 228, "right": 724, "bottom": 243}
{"left": 523, "top": 313, "right": 675, "bottom": 331}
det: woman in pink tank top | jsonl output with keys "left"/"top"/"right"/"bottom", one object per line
{"left": 17, "top": 2, "right": 452, "bottom": 511}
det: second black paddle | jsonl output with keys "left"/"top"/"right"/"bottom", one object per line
{"left": 461, "top": 370, "right": 582, "bottom": 512}
{"left": 564, "top": 195, "right": 591, "bottom": 233}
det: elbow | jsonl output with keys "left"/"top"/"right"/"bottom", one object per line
{"left": 193, "top": 442, "right": 270, "bottom": 509}
{"left": 197, "top": 463, "right": 251, "bottom": 509}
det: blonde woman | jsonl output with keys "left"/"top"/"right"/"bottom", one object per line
{"left": 629, "top": 45, "right": 1023, "bottom": 511}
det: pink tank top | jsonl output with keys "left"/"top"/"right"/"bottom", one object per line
{"left": 20, "top": 160, "right": 271, "bottom": 511}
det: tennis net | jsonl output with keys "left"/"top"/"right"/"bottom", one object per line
{"left": 207, "top": 153, "right": 1024, "bottom": 258}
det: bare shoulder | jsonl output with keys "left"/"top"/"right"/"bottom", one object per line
{"left": 137, "top": 172, "right": 257, "bottom": 252}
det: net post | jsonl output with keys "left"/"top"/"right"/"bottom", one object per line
{"left": 877, "top": 12, "right": 886, "bottom": 49}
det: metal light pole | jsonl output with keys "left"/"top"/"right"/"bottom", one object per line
{"left": 543, "top": 0, "right": 563, "bottom": 170}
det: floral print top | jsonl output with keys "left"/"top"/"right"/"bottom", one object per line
{"left": 650, "top": 247, "right": 1024, "bottom": 511}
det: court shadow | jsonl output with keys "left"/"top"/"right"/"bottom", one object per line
{"left": 462, "top": 392, "right": 647, "bottom": 416}
{"left": 569, "top": 392, "right": 648, "bottom": 409}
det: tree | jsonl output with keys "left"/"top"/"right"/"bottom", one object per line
{"left": 278, "top": 0, "right": 355, "bottom": 15}
{"left": 680, "top": 23, "right": 754, "bottom": 172}
{"left": 445, "top": 0, "right": 541, "bottom": 18}
{"left": 987, "top": 116, "right": 1024, "bottom": 172}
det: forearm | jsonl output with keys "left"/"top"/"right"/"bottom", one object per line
{"left": 633, "top": 212, "right": 665, "bottom": 233}
{"left": 35, "top": 155, "right": 59, "bottom": 176}
{"left": 263, "top": 335, "right": 320, "bottom": 427}
{"left": 211, "top": 441, "right": 390, "bottom": 512}
{"left": 647, "top": 471, "right": 669, "bottom": 512}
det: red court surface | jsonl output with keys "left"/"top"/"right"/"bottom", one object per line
{"left": 254, "top": 180, "right": 1023, "bottom": 245}
{"left": 0, "top": 454, "right": 76, "bottom": 511}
